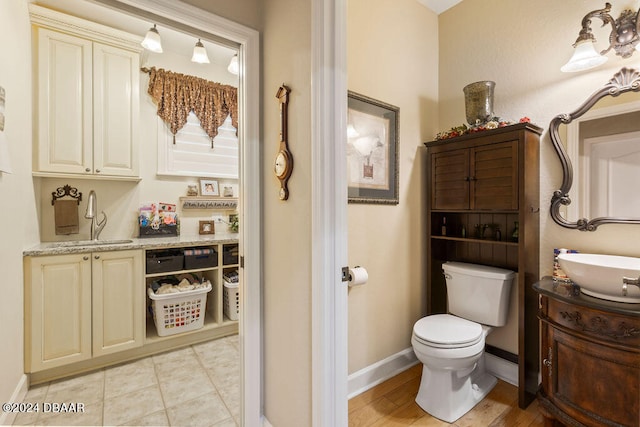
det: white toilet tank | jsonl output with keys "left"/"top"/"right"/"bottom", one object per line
{"left": 442, "top": 261, "right": 515, "bottom": 327}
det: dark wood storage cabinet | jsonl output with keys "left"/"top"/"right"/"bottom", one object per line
{"left": 535, "top": 278, "right": 640, "bottom": 427}
{"left": 424, "top": 123, "right": 542, "bottom": 408}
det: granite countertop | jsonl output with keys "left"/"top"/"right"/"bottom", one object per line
{"left": 23, "top": 233, "right": 239, "bottom": 256}
{"left": 534, "top": 276, "right": 640, "bottom": 317}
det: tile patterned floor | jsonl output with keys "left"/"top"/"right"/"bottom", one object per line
{"left": 13, "top": 335, "right": 240, "bottom": 427}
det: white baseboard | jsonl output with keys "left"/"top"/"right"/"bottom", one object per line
{"left": 0, "top": 374, "right": 29, "bottom": 427}
{"left": 485, "top": 352, "right": 518, "bottom": 386}
{"left": 347, "top": 348, "right": 419, "bottom": 399}
{"left": 262, "top": 416, "right": 273, "bottom": 427}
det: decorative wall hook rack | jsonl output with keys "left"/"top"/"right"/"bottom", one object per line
{"left": 51, "top": 184, "right": 82, "bottom": 205}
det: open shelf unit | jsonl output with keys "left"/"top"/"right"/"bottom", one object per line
{"left": 424, "top": 123, "right": 542, "bottom": 408}
{"left": 144, "top": 242, "right": 239, "bottom": 343}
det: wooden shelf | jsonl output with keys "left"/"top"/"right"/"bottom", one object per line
{"left": 179, "top": 197, "right": 237, "bottom": 210}
{"left": 430, "top": 235, "right": 518, "bottom": 246}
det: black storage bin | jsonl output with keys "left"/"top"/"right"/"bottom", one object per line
{"left": 184, "top": 247, "right": 218, "bottom": 269}
{"left": 140, "top": 224, "right": 178, "bottom": 237}
{"left": 146, "top": 249, "right": 184, "bottom": 274}
{"left": 223, "top": 244, "right": 239, "bottom": 265}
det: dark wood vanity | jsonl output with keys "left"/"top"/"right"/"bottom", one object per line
{"left": 534, "top": 278, "right": 640, "bottom": 427}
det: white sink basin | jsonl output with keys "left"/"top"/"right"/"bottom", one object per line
{"left": 53, "top": 239, "right": 133, "bottom": 247}
{"left": 558, "top": 253, "right": 640, "bottom": 303}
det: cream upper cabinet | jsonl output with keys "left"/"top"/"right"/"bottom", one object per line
{"left": 31, "top": 5, "right": 141, "bottom": 179}
{"left": 25, "top": 250, "right": 144, "bottom": 372}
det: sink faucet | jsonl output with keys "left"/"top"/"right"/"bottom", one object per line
{"left": 622, "top": 276, "right": 640, "bottom": 297}
{"left": 85, "top": 190, "right": 107, "bottom": 240}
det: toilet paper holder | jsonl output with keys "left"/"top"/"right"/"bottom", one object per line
{"left": 341, "top": 266, "right": 352, "bottom": 282}
{"left": 342, "top": 265, "right": 367, "bottom": 285}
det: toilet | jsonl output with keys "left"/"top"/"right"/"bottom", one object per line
{"left": 411, "top": 261, "right": 515, "bottom": 423}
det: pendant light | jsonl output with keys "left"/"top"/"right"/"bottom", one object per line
{"left": 191, "top": 39, "right": 210, "bottom": 64}
{"left": 141, "top": 24, "right": 163, "bottom": 53}
{"left": 228, "top": 54, "right": 239, "bottom": 75}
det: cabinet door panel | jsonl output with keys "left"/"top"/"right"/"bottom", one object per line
{"left": 549, "top": 327, "right": 639, "bottom": 427}
{"left": 92, "top": 250, "right": 143, "bottom": 356}
{"left": 431, "top": 150, "right": 469, "bottom": 209}
{"left": 93, "top": 43, "right": 139, "bottom": 177}
{"left": 36, "top": 29, "right": 92, "bottom": 174}
{"left": 471, "top": 141, "right": 518, "bottom": 210}
{"left": 30, "top": 255, "right": 92, "bottom": 371}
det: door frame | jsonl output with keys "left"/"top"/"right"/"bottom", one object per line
{"left": 92, "top": 1, "right": 262, "bottom": 425}
{"left": 311, "top": 0, "right": 348, "bottom": 425}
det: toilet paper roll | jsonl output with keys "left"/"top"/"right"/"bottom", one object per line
{"left": 348, "top": 267, "right": 368, "bottom": 286}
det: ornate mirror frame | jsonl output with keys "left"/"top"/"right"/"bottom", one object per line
{"left": 549, "top": 67, "right": 640, "bottom": 231}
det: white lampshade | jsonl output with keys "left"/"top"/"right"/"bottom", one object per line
{"left": 191, "top": 39, "right": 210, "bottom": 64}
{"left": 228, "top": 54, "right": 239, "bottom": 75}
{"left": 141, "top": 24, "right": 163, "bottom": 53}
{"left": 561, "top": 40, "right": 608, "bottom": 72}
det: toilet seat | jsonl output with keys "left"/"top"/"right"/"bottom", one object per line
{"left": 413, "top": 314, "right": 483, "bottom": 348}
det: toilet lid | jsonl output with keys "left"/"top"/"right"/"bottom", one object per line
{"left": 413, "top": 314, "right": 483, "bottom": 347}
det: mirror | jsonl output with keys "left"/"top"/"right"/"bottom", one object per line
{"left": 549, "top": 67, "right": 640, "bottom": 231}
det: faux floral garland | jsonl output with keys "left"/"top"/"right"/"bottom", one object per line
{"left": 435, "top": 116, "right": 531, "bottom": 140}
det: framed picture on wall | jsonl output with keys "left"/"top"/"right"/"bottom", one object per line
{"left": 200, "top": 179, "right": 219, "bottom": 196}
{"left": 199, "top": 220, "right": 215, "bottom": 235}
{"left": 347, "top": 91, "right": 399, "bottom": 204}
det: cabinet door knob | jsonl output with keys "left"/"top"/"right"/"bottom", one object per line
{"left": 95, "top": 169, "right": 101, "bottom": 173}
{"left": 94, "top": 255, "right": 100, "bottom": 260}
{"left": 85, "top": 168, "right": 91, "bottom": 172}
{"left": 83, "top": 256, "right": 89, "bottom": 261}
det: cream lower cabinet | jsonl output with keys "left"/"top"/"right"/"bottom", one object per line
{"left": 91, "top": 251, "right": 144, "bottom": 357}
{"left": 25, "top": 250, "right": 143, "bottom": 372}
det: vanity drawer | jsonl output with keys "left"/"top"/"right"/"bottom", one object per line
{"left": 544, "top": 297, "right": 640, "bottom": 348}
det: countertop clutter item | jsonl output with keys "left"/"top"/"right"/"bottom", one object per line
{"left": 139, "top": 202, "right": 178, "bottom": 237}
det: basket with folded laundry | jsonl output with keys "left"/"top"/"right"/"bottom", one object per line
{"left": 148, "top": 273, "right": 212, "bottom": 337}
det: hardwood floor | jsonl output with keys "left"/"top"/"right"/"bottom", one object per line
{"left": 348, "top": 364, "right": 546, "bottom": 427}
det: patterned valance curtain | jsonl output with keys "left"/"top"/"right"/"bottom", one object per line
{"left": 144, "top": 67, "right": 238, "bottom": 144}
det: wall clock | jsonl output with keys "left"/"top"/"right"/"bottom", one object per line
{"left": 274, "top": 84, "right": 293, "bottom": 200}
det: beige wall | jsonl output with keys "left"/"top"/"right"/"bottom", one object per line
{"left": 346, "top": 0, "right": 438, "bottom": 373}
{"left": 262, "top": 0, "right": 314, "bottom": 424}
{"left": 439, "top": 0, "right": 640, "bottom": 352}
{"left": 0, "top": 0, "right": 40, "bottom": 408}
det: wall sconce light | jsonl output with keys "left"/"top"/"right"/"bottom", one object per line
{"left": 228, "top": 54, "right": 239, "bottom": 75}
{"left": 562, "top": 2, "right": 640, "bottom": 72}
{"left": 191, "top": 39, "right": 210, "bottom": 64}
{"left": 141, "top": 24, "right": 163, "bottom": 53}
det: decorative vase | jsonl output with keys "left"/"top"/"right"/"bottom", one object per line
{"left": 463, "top": 81, "right": 495, "bottom": 125}
{"left": 511, "top": 221, "right": 519, "bottom": 242}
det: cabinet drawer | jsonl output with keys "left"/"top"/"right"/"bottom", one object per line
{"left": 544, "top": 297, "right": 640, "bottom": 348}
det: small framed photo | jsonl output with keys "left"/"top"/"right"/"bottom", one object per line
{"left": 199, "top": 220, "right": 215, "bottom": 235}
{"left": 200, "top": 179, "right": 219, "bottom": 196}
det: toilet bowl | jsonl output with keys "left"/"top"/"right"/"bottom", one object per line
{"left": 411, "top": 262, "right": 514, "bottom": 423}
{"left": 412, "top": 314, "right": 496, "bottom": 423}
